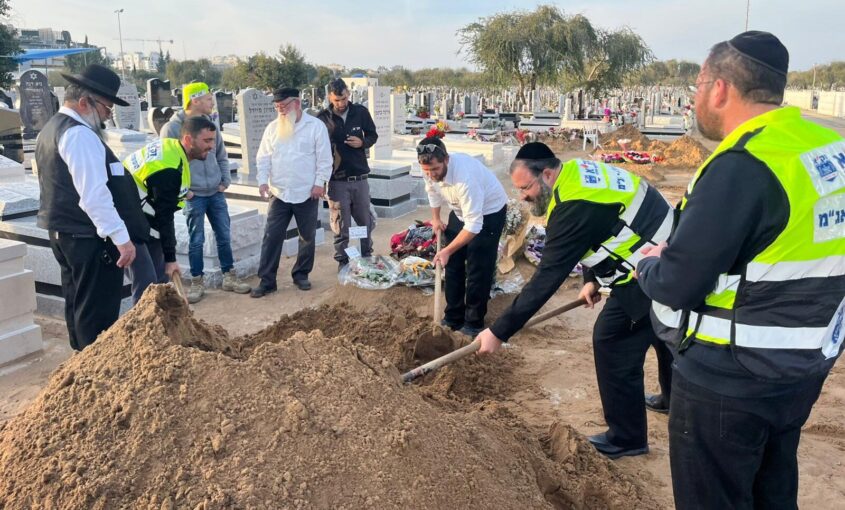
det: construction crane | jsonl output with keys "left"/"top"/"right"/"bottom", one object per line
{"left": 114, "top": 38, "right": 174, "bottom": 57}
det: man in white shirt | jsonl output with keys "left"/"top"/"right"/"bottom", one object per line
{"left": 419, "top": 137, "right": 508, "bottom": 336}
{"left": 35, "top": 65, "right": 149, "bottom": 350}
{"left": 251, "top": 87, "right": 332, "bottom": 296}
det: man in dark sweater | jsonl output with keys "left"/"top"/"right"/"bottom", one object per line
{"left": 476, "top": 142, "right": 674, "bottom": 459}
{"left": 326, "top": 78, "right": 378, "bottom": 269}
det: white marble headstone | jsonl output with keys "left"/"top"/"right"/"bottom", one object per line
{"left": 113, "top": 81, "right": 141, "bottom": 131}
{"left": 367, "top": 86, "right": 392, "bottom": 160}
{"left": 390, "top": 93, "right": 406, "bottom": 135}
{"left": 236, "top": 88, "right": 276, "bottom": 176}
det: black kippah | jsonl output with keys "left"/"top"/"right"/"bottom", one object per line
{"left": 515, "top": 142, "right": 556, "bottom": 160}
{"left": 727, "top": 31, "right": 789, "bottom": 76}
{"left": 273, "top": 87, "right": 300, "bottom": 102}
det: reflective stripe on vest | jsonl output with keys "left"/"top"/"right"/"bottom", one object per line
{"left": 689, "top": 311, "right": 828, "bottom": 349}
{"left": 665, "top": 107, "right": 845, "bottom": 378}
{"left": 547, "top": 158, "right": 672, "bottom": 287}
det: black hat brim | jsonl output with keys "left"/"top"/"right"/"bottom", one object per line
{"left": 60, "top": 72, "right": 130, "bottom": 107}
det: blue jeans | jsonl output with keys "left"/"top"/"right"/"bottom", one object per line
{"left": 183, "top": 192, "right": 234, "bottom": 277}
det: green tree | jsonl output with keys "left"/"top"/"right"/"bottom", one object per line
{"left": 459, "top": 5, "right": 652, "bottom": 97}
{"left": 0, "top": 0, "right": 22, "bottom": 88}
{"left": 166, "top": 58, "right": 222, "bottom": 88}
{"left": 277, "top": 44, "right": 310, "bottom": 88}
{"left": 64, "top": 36, "right": 110, "bottom": 73}
{"left": 157, "top": 50, "right": 171, "bottom": 74}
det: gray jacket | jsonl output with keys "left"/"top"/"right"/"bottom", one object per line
{"left": 160, "top": 110, "right": 231, "bottom": 197}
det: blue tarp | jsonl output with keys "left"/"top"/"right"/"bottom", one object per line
{"left": 13, "top": 48, "right": 98, "bottom": 63}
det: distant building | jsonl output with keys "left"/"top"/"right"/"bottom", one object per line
{"left": 113, "top": 51, "right": 160, "bottom": 73}
{"left": 210, "top": 55, "right": 241, "bottom": 70}
{"left": 10, "top": 26, "right": 76, "bottom": 76}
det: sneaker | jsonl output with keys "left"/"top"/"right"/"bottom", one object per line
{"left": 187, "top": 275, "right": 205, "bottom": 304}
{"left": 222, "top": 270, "right": 251, "bottom": 294}
{"left": 250, "top": 285, "right": 277, "bottom": 298}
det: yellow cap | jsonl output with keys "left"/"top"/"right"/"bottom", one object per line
{"left": 182, "top": 82, "right": 210, "bottom": 110}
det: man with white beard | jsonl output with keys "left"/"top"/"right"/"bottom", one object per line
{"left": 250, "top": 87, "right": 332, "bottom": 297}
{"left": 35, "top": 64, "right": 149, "bottom": 350}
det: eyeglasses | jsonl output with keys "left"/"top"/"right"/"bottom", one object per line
{"left": 274, "top": 98, "right": 298, "bottom": 111}
{"left": 416, "top": 144, "right": 444, "bottom": 155}
{"left": 516, "top": 176, "right": 540, "bottom": 192}
{"left": 688, "top": 80, "right": 716, "bottom": 93}
{"left": 89, "top": 96, "right": 113, "bottom": 115}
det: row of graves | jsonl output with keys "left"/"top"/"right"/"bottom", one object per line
{"left": 396, "top": 85, "right": 692, "bottom": 141}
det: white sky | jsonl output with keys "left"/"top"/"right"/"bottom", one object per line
{"left": 14, "top": 0, "right": 842, "bottom": 72}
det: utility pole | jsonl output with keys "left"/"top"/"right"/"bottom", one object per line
{"left": 745, "top": 0, "right": 750, "bottom": 31}
{"left": 813, "top": 64, "right": 817, "bottom": 89}
{"left": 114, "top": 8, "right": 126, "bottom": 79}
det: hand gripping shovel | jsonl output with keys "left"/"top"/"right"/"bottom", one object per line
{"left": 402, "top": 297, "right": 587, "bottom": 383}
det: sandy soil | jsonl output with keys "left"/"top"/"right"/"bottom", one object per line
{"left": 3, "top": 126, "right": 844, "bottom": 508}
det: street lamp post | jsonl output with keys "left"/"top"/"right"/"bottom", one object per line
{"left": 114, "top": 8, "right": 126, "bottom": 79}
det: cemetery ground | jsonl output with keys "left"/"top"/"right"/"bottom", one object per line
{"left": 2, "top": 137, "right": 845, "bottom": 508}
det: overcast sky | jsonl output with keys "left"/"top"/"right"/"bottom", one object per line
{"left": 14, "top": 0, "right": 842, "bottom": 72}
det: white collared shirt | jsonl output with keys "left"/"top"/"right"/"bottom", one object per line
{"left": 424, "top": 153, "right": 508, "bottom": 234}
{"left": 54, "top": 106, "right": 130, "bottom": 245}
{"left": 256, "top": 113, "right": 332, "bottom": 204}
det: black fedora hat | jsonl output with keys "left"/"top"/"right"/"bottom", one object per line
{"left": 60, "top": 64, "right": 129, "bottom": 106}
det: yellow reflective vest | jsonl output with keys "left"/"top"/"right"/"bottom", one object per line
{"left": 546, "top": 158, "right": 672, "bottom": 287}
{"left": 652, "top": 107, "right": 845, "bottom": 379}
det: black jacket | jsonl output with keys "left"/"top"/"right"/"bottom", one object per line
{"left": 144, "top": 168, "right": 184, "bottom": 263}
{"left": 329, "top": 103, "right": 378, "bottom": 178}
{"left": 490, "top": 200, "right": 652, "bottom": 342}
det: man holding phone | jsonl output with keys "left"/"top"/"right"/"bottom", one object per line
{"left": 326, "top": 78, "right": 378, "bottom": 270}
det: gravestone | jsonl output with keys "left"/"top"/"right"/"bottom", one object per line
{"left": 469, "top": 94, "right": 479, "bottom": 115}
{"left": 0, "top": 109, "right": 24, "bottom": 163}
{"left": 147, "top": 107, "right": 176, "bottom": 135}
{"left": 18, "top": 70, "right": 55, "bottom": 139}
{"left": 440, "top": 98, "right": 450, "bottom": 119}
{"left": 53, "top": 86, "right": 65, "bottom": 106}
{"left": 390, "top": 93, "right": 406, "bottom": 135}
{"left": 563, "top": 97, "right": 573, "bottom": 120}
{"left": 463, "top": 96, "right": 471, "bottom": 115}
{"left": 146, "top": 78, "right": 172, "bottom": 108}
{"left": 215, "top": 91, "right": 235, "bottom": 125}
{"left": 113, "top": 81, "right": 141, "bottom": 131}
{"left": 367, "top": 86, "right": 391, "bottom": 160}
{"left": 236, "top": 88, "right": 276, "bottom": 177}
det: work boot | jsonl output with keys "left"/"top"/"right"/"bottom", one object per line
{"left": 187, "top": 275, "right": 205, "bottom": 304}
{"left": 222, "top": 270, "right": 251, "bottom": 294}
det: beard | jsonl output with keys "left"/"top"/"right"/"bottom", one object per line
{"left": 82, "top": 108, "right": 105, "bottom": 141}
{"left": 276, "top": 110, "right": 297, "bottom": 140}
{"left": 695, "top": 102, "right": 723, "bottom": 141}
{"left": 528, "top": 180, "right": 553, "bottom": 217}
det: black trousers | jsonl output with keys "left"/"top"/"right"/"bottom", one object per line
{"left": 669, "top": 370, "right": 827, "bottom": 510}
{"left": 593, "top": 295, "right": 672, "bottom": 448}
{"left": 49, "top": 232, "right": 123, "bottom": 351}
{"left": 443, "top": 206, "right": 506, "bottom": 329}
{"left": 257, "top": 196, "right": 318, "bottom": 288}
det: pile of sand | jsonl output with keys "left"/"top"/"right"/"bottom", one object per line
{"left": 600, "top": 125, "right": 651, "bottom": 151}
{"left": 0, "top": 286, "right": 662, "bottom": 509}
{"left": 659, "top": 135, "right": 711, "bottom": 167}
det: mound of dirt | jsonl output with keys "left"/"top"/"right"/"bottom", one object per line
{"left": 0, "top": 286, "right": 664, "bottom": 509}
{"left": 660, "top": 135, "right": 711, "bottom": 168}
{"left": 600, "top": 125, "right": 651, "bottom": 151}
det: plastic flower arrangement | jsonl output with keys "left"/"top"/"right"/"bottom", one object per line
{"left": 426, "top": 126, "right": 447, "bottom": 139}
